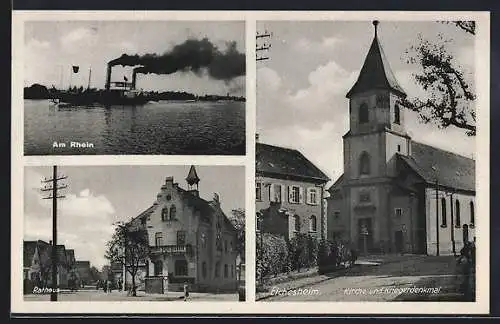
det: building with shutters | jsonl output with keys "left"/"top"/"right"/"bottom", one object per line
{"left": 256, "top": 142, "right": 330, "bottom": 241}
{"left": 326, "top": 21, "right": 475, "bottom": 256}
{"left": 125, "top": 165, "right": 239, "bottom": 293}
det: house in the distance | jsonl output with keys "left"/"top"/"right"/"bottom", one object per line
{"left": 75, "top": 261, "right": 92, "bottom": 285}
{"left": 256, "top": 141, "right": 330, "bottom": 241}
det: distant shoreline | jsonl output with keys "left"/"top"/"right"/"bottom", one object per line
{"left": 23, "top": 84, "right": 246, "bottom": 102}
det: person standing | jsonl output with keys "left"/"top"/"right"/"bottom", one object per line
{"left": 183, "top": 282, "right": 189, "bottom": 301}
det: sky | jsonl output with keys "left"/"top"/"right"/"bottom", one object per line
{"left": 256, "top": 20, "right": 477, "bottom": 185}
{"left": 24, "top": 21, "right": 245, "bottom": 96}
{"left": 24, "top": 165, "right": 245, "bottom": 269}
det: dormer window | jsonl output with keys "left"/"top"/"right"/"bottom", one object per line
{"left": 359, "top": 103, "right": 369, "bottom": 124}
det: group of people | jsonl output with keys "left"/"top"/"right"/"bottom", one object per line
{"left": 96, "top": 279, "right": 123, "bottom": 293}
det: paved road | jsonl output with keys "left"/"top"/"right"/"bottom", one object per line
{"left": 24, "top": 289, "right": 239, "bottom": 302}
{"left": 264, "top": 256, "right": 464, "bottom": 301}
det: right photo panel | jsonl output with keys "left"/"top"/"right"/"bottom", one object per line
{"left": 255, "top": 20, "right": 476, "bottom": 302}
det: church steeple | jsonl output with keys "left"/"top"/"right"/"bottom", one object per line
{"left": 346, "top": 20, "right": 406, "bottom": 99}
{"left": 186, "top": 165, "right": 200, "bottom": 191}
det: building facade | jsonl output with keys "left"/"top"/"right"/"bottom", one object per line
{"left": 326, "top": 21, "right": 475, "bottom": 256}
{"left": 256, "top": 142, "right": 330, "bottom": 241}
{"left": 126, "top": 166, "right": 239, "bottom": 293}
{"left": 23, "top": 240, "right": 80, "bottom": 290}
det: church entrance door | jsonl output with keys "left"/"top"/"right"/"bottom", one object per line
{"left": 357, "top": 218, "right": 373, "bottom": 254}
{"left": 395, "top": 231, "right": 404, "bottom": 253}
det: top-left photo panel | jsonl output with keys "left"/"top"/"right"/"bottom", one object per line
{"left": 22, "top": 20, "right": 246, "bottom": 156}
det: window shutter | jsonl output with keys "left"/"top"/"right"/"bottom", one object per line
{"left": 315, "top": 189, "right": 320, "bottom": 205}
{"left": 281, "top": 185, "right": 286, "bottom": 203}
{"left": 306, "top": 188, "right": 312, "bottom": 204}
{"left": 299, "top": 187, "right": 304, "bottom": 204}
{"left": 288, "top": 186, "right": 293, "bottom": 203}
{"left": 269, "top": 184, "right": 275, "bottom": 202}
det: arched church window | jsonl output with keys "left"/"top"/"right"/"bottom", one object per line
{"left": 455, "top": 200, "right": 461, "bottom": 227}
{"left": 394, "top": 104, "right": 401, "bottom": 124}
{"left": 441, "top": 198, "right": 447, "bottom": 227}
{"left": 470, "top": 201, "right": 475, "bottom": 226}
{"left": 359, "top": 152, "right": 371, "bottom": 175}
{"left": 359, "top": 103, "right": 369, "bottom": 124}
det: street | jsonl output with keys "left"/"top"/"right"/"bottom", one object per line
{"left": 24, "top": 289, "right": 239, "bottom": 301}
{"left": 263, "top": 255, "right": 469, "bottom": 301}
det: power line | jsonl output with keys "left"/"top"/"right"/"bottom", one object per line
{"left": 40, "top": 166, "right": 68, "bottom": 301}
{"left": 256, "top": 30, "right": 272, "bottom": 62}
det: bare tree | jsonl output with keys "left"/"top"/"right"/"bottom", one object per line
{"left": 401, "top": 21, "right": 476, "bottom": 136}
{"left": 230, "top": 208, "right": 245, "bottom": 261}
{"left": 105, "top": 222, "right": 150, "bottom": 296}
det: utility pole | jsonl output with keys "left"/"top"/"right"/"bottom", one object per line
{"left": 435, "top": 179, "right": 440, "bottom": 256}
{"left": 431, "top": 166, "right": 440, "bottom": 256}
{"left": 450, "top": 191, "right": 456, "bottom": 256}
{"left": 41, "top": 166, "right": 68, "bottom": 301}
{"left": 256, "top": 30, "right": 272, "bottom": 61}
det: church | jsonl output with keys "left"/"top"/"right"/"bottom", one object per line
{"left": 326, "top": 21, "right": 476, "bottom": 256}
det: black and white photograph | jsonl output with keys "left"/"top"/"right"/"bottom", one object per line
{"left": 256, "top": 19, "right": 481, "bottom": 302}
{"left": 23, "top": 20, "right": 246, "bottom": 155}
{"left": 23, "top": 165, "right": 246, "bottom": 301}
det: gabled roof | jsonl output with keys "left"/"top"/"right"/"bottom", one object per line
{"left": 23, "top": 241, "right": 37, "bottom": 267}
{"left": 327, "top": 142, "right": 474, "bottom": 193}
{"left": 129, "top": 181, "right": 236, "bottom": 232}
{"left": 256, "top": 143, "right": 330, "bottom": 182}
{"left": 23, "top": 240, "right": 50, "bottom": 268}
{"left": 327, "top": 174, "right": 344, "bottom": 193}
{"left": 398, "top": 141, "right": 475, "bottom": 192}
{"left": 346, "top": 22, "right": 406, "bottom": 98}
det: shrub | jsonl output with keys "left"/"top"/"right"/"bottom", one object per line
{"left": 288, "top": 233, "right": 318, "bottom": 272}
{"left": 256, "top": 233, "right": 289, "bottom": 281}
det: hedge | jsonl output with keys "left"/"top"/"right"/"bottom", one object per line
{"left": 257, "top": 233, "right": 357, "bottom": 282}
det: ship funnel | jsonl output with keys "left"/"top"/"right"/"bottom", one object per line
{"left": 132, "top": 69, "right": 137, "bottom": 90}
{"left": 105, "top": 63, "right": 112, "bottom": 90}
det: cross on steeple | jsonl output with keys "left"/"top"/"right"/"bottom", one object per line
{"left": 373, "top": 20, "right": 379, "bottom": 37}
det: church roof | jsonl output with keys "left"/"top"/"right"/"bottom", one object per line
{"left": 327, "top": 142, "right": 475, "bottom": 193}
{"left": 399, "top": 141, "right": 475, "bottom": 192}
{"left": 129, "top": 180, "right": 236, "bottom": 231}
{"left": 256, "top": 143, "right": 330, "bottom": 183}
{"left": 346, "top": 21, "right": 406, "bottom": 98}
{"left": 186, "top": 165, "right": 200, "bottom": 186}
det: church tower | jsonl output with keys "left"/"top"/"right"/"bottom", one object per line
{"left": 342, "top": 21, "right": 412, "bottom": 253}
{"left": 186, "top": 165, "right": 200, "bottom": 196}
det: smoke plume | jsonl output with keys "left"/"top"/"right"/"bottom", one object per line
{"left": 109, "top": 38, "right": 245, "bottom": 82}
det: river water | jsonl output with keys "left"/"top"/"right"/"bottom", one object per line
{"left": 24, "top": 100, "right": 246, "bottom": 155}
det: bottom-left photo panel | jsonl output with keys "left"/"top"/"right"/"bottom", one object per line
{"left": 22, "top": 164, "right": 246, "bottom": 302}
